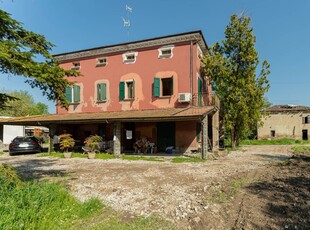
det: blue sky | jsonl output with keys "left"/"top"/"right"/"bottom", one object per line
{"left": 1, "top": 0, "right": 310, "bottom": 113}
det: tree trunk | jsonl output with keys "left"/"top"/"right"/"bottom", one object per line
{"left": 231, "top": 129, "right": 237, "bottom": 151}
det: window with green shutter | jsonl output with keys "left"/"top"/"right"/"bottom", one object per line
{"left": 153, "top": 77, "right": 160, "bottom": 97}
{"left": 65, "top": 87, "right": 72, "bottom": 103}
{"left": 119, "top": 82, "right": 125, "bottom": 100}
{"left": 73, "top": 85, "right": 80, "bottom": 103}
{"left": 97, "top": 83, "right": 106, "bottom": 101}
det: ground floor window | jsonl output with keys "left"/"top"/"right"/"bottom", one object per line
{"left": 270, "top": 130, "right": 275, "bottom": 138}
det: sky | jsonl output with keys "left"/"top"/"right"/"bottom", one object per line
{"left": 1, "top": 0, "right": 310, "bottom": 113}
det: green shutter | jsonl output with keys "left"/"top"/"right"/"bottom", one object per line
{"left": 196, "top": 122, "right": 201, "bottom": 141}
{"left": 119, "top": 82, "right": 125, "bottom": 100}
{"left": 101, "top": 83, "right": 106, "bottom": 100}
{"left": 97, "top": 83, "right": 106, "bottom": 101}
{"left": 73, "top": 85, "right": 80, "bottom": 103}
{"left": 153, "top": 77, "right": 160, "bottom": 97}
{"left": 65, "top": 87, "right": 72, "bottom": 103}
{"left": 198, "top": 77, "right": 203, "bottom": 106}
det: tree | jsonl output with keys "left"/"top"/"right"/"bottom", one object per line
{"left": 0, "top": 9, "right": 79, "bottom": 109}
{"left": 201, "top": 14, "right": 270, "bottom": 150}
{"left": 0, "top": 90, "right": 49, "bottom": 116}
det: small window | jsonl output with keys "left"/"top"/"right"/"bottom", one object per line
{"left": 153, "top": 77, "right": 174, "bottom": 97}
{"left": 119, "top": 80, "right": 135, "bottom": 100}
{"left": 96, "top": 57, "right": 107, "bottom": 67}
{"left": 71, "top": 62, "right": 80, "bottom": 70}
{"left": 65, "top": 85, "right": 80, "bottom": 103}
{"left": 302, "top": 116, "right": 309, "bottom": 124}
{"left": 97, "top": 83, "right": 106, "bottom": 101}
{"left": 158, "top": 46, "right": 174, "bottom": 58}
{"left": 122, "top": 52, "right": 138, "bottom": 64}
{"left": 270, "top": 130, "right": 275, "bottom": 138}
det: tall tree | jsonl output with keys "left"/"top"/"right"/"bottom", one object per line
{"left": 0, "top": 9, "right": 79, "bottom": 109}
{"left": 202, "top": 14, "right": 270, "bottom": 150}
{"left": 0, "top": 90, "right": 49, "bottom": 117}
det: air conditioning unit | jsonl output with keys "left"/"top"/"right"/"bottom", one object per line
{"left": 178, "top": 93, "right": 191, "bottom": 102}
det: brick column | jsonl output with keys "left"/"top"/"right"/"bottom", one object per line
{"left": 212, "top": 110, "right": 219, "bottom": 151}
{"left": 113, "top": 122, "right": 121, "bottom": 156}
{"left": 201, "top": 115, "right": 208, "bottom": 159}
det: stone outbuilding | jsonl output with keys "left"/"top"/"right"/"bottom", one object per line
{"left": 258, "top": 105, "right": 310, "bottom": 140}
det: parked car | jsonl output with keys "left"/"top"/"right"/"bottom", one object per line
{"left": 9, "top": 136, "right": 42, "bottom": 156}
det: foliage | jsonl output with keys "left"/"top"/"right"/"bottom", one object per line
{"left": 201, "top": 14, "right": 270, "bottom": 150}
{"left": 0, "top": 163, "right": 103, "bottom": 230}
{"left": 84, "top": 135, "right": 103, "bottom": 152}
{"left": 241, "top": 138, "right": 310, "bottom": 145}
{"left": 0, "top": 9, "right": 79, "bottom": 109}
{"left": 0, "top": 90, "right": 49, "bottom": 116}
{"left": 58, "top": 133, "right": 75, "bottom": 152}
{"left": 171, "top": 157, "right": 204, "bottom": 163}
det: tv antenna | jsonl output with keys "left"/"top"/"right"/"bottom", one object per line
{"left": 122, "top": 4, "right": 133, "bottom": 40}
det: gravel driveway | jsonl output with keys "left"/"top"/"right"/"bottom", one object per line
{"left": 0, "top": 146, "right": 292, "bottom": 228}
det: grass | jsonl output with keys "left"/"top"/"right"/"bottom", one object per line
{"left": 291, "top": 145, "right": 310, "bottom": 153}
{"left": 171, "top": 157, "right": 204, "bottom": 163}
{"left": 0, "top": 163, "right": 173, "bottom": 230}
{"left": 0, "top": 151, "right": 3, "bottom": 155}
{"left": 122, "top": 155, "right": 165, "bottom": 162}
{"left": 38, "top": 152, "right": 115, "bottom": 160}
{"left": 241, "top": 138, "right": 310, "bottom": 145}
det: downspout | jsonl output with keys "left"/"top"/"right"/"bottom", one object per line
{"left": 190, "top": 40, "right": 193, "bottom": 105}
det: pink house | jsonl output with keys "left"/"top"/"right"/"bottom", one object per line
{"left": 1, "top": 31, "right": 220, "bottom": 157}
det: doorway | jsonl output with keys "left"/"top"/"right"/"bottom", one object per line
{"left": 302, "top": 129, "right": 308, "bottom": 140}
{"left": 122, "top": 122, "right": 135, "bottom": 151}
{"left": 157, "top": 122, "right": 175, "bottom": 152}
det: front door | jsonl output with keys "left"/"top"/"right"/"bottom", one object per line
{"left": 157, "top": 122, "right": 175, "bottom": 152}
{"left": 123, "top": 122, "right": 135, "bottom": 151}
{"left": 302, "top": 129, "right": 308, "bottom": 140}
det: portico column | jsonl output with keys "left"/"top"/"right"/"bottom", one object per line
{"left": 48, "top": 124, "right": 56, "bottom": 154}
{"left": 212, "top": 110, "right": 219, "bottom": 151}
{"left": 113, "top": 122, "right": 121, "bottom": 156}
{"left": 201, "top": 115, "right": 208, "bottom": 159}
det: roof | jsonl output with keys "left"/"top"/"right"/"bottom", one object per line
{"left": 0, "top": 107, "right": 215, "bottom": 126}
{"left": 53, "top": 30, "right": 208, "bottom": 62}
{"left": 265, "top": 105, "right": 310, "bottom": 113}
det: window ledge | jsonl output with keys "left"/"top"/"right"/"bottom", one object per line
{"left": 123, "top": 98, "right": 135, "bottom": 101}
{"left": 96, "top": 63, "right": 107, "bottom": 67}
{"left": 157, "top": 95, "right": 173, "bottom": 98}
{"left": 96, "top": 100, "right": 107, "bottom": 103}
{"left": 159, "top": 54, "right": 172, "bottom": 59}
{"left": 69, "top": 102, "right": 80, "bottom": 105}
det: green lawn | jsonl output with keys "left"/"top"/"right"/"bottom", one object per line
{"left": 0, "top": 163, "right": 174, "bottom": 230}
{"left": 241, "top": 138, "right": 310, "bottom": 145}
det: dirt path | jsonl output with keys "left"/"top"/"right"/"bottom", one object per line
{"left": 1, "top": 145, "right": 308, "bottom": 229}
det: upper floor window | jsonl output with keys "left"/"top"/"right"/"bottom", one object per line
{"left": 119, "top": 80, "right": 135, "bottom": 100}
{"left": 71, "top": 62, "right": 80, "bottom": 70}
{"left": 302, "top": 116, "right": 309, "bottom": 124}
{"left": 158, "top": 45, "right": 174, "bottom": 59}
{"left": 96, "top": 57, "right": 107, "bottom": 67}
{"left": 153, "top": 77, "right": 174, "bottom": 97}
{"left": 97, "top": 83, "right": 107, "bottom": 101}
{"left": 122, "top": 52, "right": 138, "bottom": 64}
{"left": 65, "top": 85, "right": 80, "bottom": 103}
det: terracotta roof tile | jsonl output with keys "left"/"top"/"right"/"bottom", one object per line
{"left": 0, "top": 107, "right": 215, "bottom": 126}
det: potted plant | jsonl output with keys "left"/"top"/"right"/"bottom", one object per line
{"left": 59, "top": 133, "right": 75, "bottom": 158}
{"left": 84, "top": 134, "right": 103, "bottom": 159}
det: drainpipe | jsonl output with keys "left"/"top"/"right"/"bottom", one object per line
{"left": 190, "top": 40, "right": 193, "bottom": 105}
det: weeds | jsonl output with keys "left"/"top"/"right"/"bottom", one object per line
{"left": 292, "top": 146, "right": 310, "bottom": 153}
{"left": 172, "top": 157, "right": 204, "bottom": 163}
{"left": 206, "top": 178, "right": 249, "bottom": 203}
{"left": 122, "top": 155, "right": 164, "bottom": 162}
{"left": 241, "top": 138, "right": 310, "bottom": 145}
